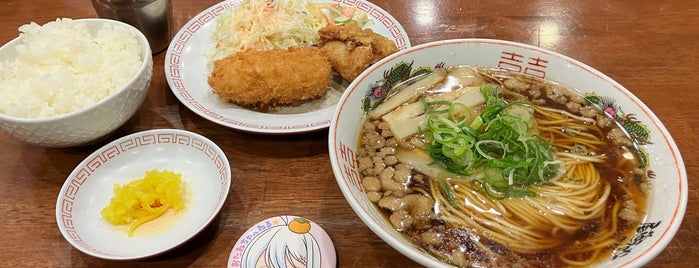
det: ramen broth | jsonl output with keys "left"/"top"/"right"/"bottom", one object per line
{"left": 356, "top": 66, "right": 649, "bottom": 267}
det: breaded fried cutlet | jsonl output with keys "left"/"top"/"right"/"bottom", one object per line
{"left": 318, "top": 21, "right": 399, "bottom": 82}
{"left": 207, "top": 46, "right": 332, "bottom": 109}
{"left": 320, "top": 40, "right": 375, "bottom": 83}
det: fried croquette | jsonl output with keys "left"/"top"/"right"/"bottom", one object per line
{"left": 207, "top": 46, "right": 332, "bottom": 109}
{"left": 318, "top": 21, "right": 399, "bottom": 82}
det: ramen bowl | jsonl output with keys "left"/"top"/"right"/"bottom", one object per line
{"left": 329, "top": 39, "right": 687, "bottom": 267}
{"left": 55, "top": 129, "right": 231, "bottom": 260}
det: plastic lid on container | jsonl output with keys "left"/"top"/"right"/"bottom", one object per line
{"left": 228, "top": 215, "right": 336, "bottom": 268}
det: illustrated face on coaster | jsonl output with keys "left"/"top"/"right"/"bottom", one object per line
{"left": 228, "top": 215, "right": 336, "bottom": 268}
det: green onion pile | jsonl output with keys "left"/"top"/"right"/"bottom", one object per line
{"left": 420, "top": 85, "right": 562, "bottom": 201}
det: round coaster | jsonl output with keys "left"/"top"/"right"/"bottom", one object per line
{"left": 228, "top": 215, "right": 336, "bottom": 268}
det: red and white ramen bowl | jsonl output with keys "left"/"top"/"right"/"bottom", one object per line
{"left": 329, "top": 39, "right": 687, "bottom": 267}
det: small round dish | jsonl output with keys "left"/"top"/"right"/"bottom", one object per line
{"left": 55, "top": 128, "right": 231, "bottom": 260}
{"left": 164, "top": 0, "right": 410, "bottom": 134}
{"left": 228, "top": 215, "right": 336, "bottom": 268}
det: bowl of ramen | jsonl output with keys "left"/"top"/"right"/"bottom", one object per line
{"left": 55, "top": 128, "right": 231, "bottom": 260}
{"left": 329, "top": 39, "right": 687, "bottom": 267}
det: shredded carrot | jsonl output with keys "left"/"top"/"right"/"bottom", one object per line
{"left": 341, "top": 6, "right": 355, "bottom": 17}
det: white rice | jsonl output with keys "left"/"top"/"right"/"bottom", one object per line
{"left": 0, "top": 18, "right": 143, "bottom": 118}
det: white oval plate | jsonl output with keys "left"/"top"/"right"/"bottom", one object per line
{"left": 164, "top": 0, "right": 411, "bottom": 134}
{"left": 55, "top": 129, "right": 231, "bottom": 260}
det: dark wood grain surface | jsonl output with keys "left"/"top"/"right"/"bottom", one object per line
{"left": 0, "top": 0, "right": 696, "bottom": 267}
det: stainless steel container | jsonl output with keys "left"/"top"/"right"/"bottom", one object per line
{"left": 91, "top": 0, "right": 173, "bottom": 54}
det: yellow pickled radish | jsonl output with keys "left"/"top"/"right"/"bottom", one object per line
{"left": 101, "top": 169, "right": 185, "bottom": 236}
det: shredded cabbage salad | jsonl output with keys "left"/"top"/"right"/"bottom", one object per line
{"left": 209, "top": 0, "right": 370, "bottom": 61}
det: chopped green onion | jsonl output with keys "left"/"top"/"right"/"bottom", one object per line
{"left": 420, "top": 84, "right": 562, "bottom": 201}
{"left": 438, "top": 178, "right": 457, "bottom": 208}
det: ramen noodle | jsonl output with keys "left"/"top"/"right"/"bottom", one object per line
{"left": 356, "top": 66, "right": 650, "bottom": 267}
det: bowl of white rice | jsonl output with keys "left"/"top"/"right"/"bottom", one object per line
{"left": 0, "top": 18, "right": 153, "bottom": 147}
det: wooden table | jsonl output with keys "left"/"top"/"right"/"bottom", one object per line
{"left": 0, "top": 0, "right": 696, "bottom": 267}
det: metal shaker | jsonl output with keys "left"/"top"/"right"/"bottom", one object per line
{"left": 91, "top": 0, "right": 173, "bottom": 54}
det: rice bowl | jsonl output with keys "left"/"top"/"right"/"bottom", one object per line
{"left": 0, "top": 18, "right": 153, "bottom": 147}
{"left": 0, "top": 18, "right": 143, "bottom": 118}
